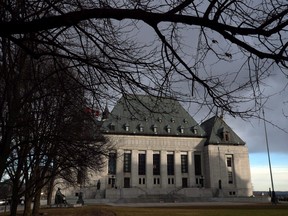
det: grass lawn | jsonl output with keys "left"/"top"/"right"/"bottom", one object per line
{"left": 107, "top": 204, "right": 288, "bottom": 216}
{"left": 1, "top": 203, "right": 288, "bottom": 216}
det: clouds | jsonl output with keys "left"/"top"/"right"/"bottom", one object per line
{"left": 225, "top": 82, "right": 287, "bottom": 191}
{"left": 136, "top": 12, "right": 288, "bottom": 192}
{"left": 251, "top": 165, "right": 288, "bottom": 191}
{"left": 191, "top": 70, "right": 288, "bottom": 191}
{"left": 228, "top": 114, "right": 288, "bottom": 154}
{"left": 250, "top": 153, "right": 288, "bottom": 191}
{"left": 209, "top": 60, "right": 288, "bottom": 153}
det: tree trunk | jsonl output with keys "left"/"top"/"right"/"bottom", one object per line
{"left": 23, "top": 197, "right": 33, "bottom": 216}
{"left": 46, "top": 177, "right": 53, "bottom": 206}
{"left": 47, "top": 188, "right": 52, "bottom": 207}
{"left": 9, "top": 197, "right": 18, "bottom": 216}
{"left": 32, "top": 189, "right": 41, "bottom": 216}
{"left": 9, "top": 178, "right": 21, "bottom": 216}
{"left": 0, "top": 37, "right": 10, "bottom": 180}
{"left": 0, "top": 139, "right": 10, "bottom": 181}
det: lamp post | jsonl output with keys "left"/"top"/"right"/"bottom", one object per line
{"left": 262, "top": 109, "right": 277, "bottom": 204}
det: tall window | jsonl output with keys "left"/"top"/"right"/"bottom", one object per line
{"left": 194, "top": 153, "right": 202, "bottom": 175}
{"left": 228, "top": 171, "right": 233, "bottom": 184}
{"left": 226, "top": 155, "right": 233, "bottom": 167}
{"left": 181, "top": 153, "right": 188, "bottom": 173}
{"left": 138, "top": 152, "right": 146, "bottom": 175}
{"left": 123, "top": 151, "right": 131, "bottom": 173}
{"left": 167, "top": 152, "right": 174, "bottom": 175}
{"left": 226, "top": 155, "right": 234, "bottom": 184}
{"left": 153, "top": 152, "right": 160, "bottom": 175}
{"left": 108, "top": 152, "right": 116, "bottom": 174}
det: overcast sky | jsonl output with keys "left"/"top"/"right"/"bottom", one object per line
{"left": 176, "top": 25, "right": 288, "bottom": 192}
{"left": 209, "top": 71, "right": 288, "bottom": 191}
{"left": 177, "top": 74, "right": 287, "bottom": 192}
{"left": 190, "top": 98, "right": 288, "bottom": 191}
{"left": 131, "top": 19, "right": 288, "bottom": 191}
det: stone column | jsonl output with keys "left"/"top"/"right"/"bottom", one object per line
{"left": 131, "top": 150, "right": 138, "bottom": 187}
{"left": 146, "top": 150, "right": 153, "bottom": 189}
{"left": 160, "top": 150, "right": 167, "bottom": 188}
{"left": 174, "top": 151, "right": 182, "bottom": 187}
{"left": 116, "top": 149, "right": 124, "bottom": 188}
{"left": 188, "top": 150, "right": 195, "bottom": 187}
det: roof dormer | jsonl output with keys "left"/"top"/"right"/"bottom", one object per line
{"left": 166, "top": 125, "right": 171, "bottom": 133}
{"left": 152, "top": 124, "right": 157, "bottom": 133}
{"left": 124, "top": 123, "right": 130, "bottom": 132}
{"left": 220, "top": 127, "right": 230, "bottom": 141}
{"left": 179, "top": 126, "right": 184, "bottom": 134}
{"left": 139, "top": 124, "right": 144, "bottom": 132}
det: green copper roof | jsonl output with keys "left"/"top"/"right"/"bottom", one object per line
{"left": 201, "top": 116, "right": 245, "bottom": 145}
{"left": 102, "top": 95, "right": 206, "bottom": 137}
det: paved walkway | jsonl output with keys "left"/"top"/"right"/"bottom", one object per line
{"left": 106, "top": 201, "right": 265, "bottom": 207}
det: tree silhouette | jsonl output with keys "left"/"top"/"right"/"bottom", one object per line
{"left": 3, "top": 55, "right": 110, "bottom": 215}
{"left": 1, "top": 1, "right": 287, "bottom": 115}
{"left": 1, "top": 2, "right": 288, "bottom": 208}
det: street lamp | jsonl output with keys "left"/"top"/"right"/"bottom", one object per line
{"left": 262, "top": 109, "right": 277, "bottom": 204}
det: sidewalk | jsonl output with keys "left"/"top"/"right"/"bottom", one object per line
{"left": 65, "top": 196, "right": 270, "bottom": 207}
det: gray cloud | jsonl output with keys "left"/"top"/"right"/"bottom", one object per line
{"left": 134, "top": 20, "right": 288, "bottom": 155}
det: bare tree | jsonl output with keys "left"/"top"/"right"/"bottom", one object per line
{"left": 2, "top": 44, "right": 110, "bottom": 215}
{"left": 0, "top": 1, "right": 287, "bottom": 109}
{"left": 1, "top": 0, "right": 288, "bottom": 191}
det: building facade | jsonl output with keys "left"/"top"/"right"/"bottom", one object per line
{"left": 60, "top": 95, "right": 253, "bottom": 200}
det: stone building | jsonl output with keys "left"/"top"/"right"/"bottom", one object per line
{"left": 61, "top": 95, "right": 253, "bottom": 201}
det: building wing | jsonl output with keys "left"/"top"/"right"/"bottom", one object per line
{"left": 201, "top": 116, "right": 245, "bottom": 145}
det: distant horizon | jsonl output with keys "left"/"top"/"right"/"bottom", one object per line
{"left": 253, "top": 190, "right": 288, "bottom": 192}
{"left": 249, "top": 152, "right": 288, "bottom": 192}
